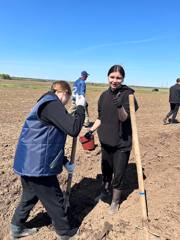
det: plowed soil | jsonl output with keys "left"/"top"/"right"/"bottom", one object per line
{"left": 0, "top": 80, "right": 180, "bottom": 240}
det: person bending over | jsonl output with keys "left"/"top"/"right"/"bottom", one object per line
{"left": 10, "top": 81, "right": 85, "bottom": 240}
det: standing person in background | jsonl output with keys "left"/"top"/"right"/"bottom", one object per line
{"left": 163, "top": 78, "right": 180, "bottom": 124}
{"left": 84, "top": 65, "right": 138, "bottom": 214}
{"left": 70, "top": 71, "right": 90, "bottom": 127}
{"left": 10, "top": 81, "right": 85, "bottom": 240}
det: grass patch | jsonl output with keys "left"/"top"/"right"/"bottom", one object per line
{"left": 0, "top": 79, "right": 168, "bottom": 93}
{"left": 134, "top": 87, "right": 168, "bottom": 94}
{"left": 0, "top": 80, "right": 50, "bottom": 90}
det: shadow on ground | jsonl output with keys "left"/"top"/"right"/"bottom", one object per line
{"left": 26, "top": 162, "right": 144, "bottom": 229}
{"left": 26, "top": 212, "right": 51, "bottom": 228}
{"left": 68, "top": 162, "right": 143, "bottom": 227}
{"left": 68, "top": 175, "right": 102, "bottom": 227}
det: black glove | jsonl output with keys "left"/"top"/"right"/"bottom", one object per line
{"left": 63, "top": 156, "right": 69, "bottom": 165}
{"left": 84, "top": 131, "right": 93, "bottom": 139}
{"left": 112, "top": 92, "right": 124, "bottom": 108}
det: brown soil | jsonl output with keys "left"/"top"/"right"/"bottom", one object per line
{"left": 0, "top": 80, "right": 180, "bottom": 240}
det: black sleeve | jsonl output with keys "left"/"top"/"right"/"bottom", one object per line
{"left": 97, "top": 94, "right": 103, "bottom": 120}
{"left": 63, "top": 156, "right": 69, "bottom": 165}
{"left": 38, "top": 100, "right": 85, "bottom": 137}
{"left": 123, "top": 92, "right": 139, "bottom": 114}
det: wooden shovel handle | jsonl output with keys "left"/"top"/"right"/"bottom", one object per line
{"left": 70, "top": 137, "right": 77, "bottom": 164}
{"left": 129, "top": 95, "right": 148, "bottom": 223}
{"left": 64, "top": 137, "right": 77, "bottom": 213}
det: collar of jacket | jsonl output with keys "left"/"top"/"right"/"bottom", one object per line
{"left": 108, "top": 84, "right": 134, "bottom": 95}
{"left": 37, "top": 91, "right": 59, "bottom": 102}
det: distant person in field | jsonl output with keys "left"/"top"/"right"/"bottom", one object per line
{"left": 10, "top": 81, "right": 85, "bottom": 240}
{"left": 84, "top": 65, "right": 138, "bottom": 214}
{"left": 70, "top": 71, "right": 90, "bottom": 127}
{"left": 163, "top": 78, "right": 180, "bottom": 124}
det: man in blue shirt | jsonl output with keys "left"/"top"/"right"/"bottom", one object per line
{"left": 70, "top": 71, "right": 90, "bottom": 127}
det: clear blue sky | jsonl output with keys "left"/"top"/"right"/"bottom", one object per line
{"left": 0, "top": 0, "right": 179, "bottom": 87}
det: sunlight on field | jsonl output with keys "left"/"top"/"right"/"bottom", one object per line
{"left": 0, "top": 77, "right": 180, "bottom": 240}
{"left": 0, "top": 79, "right": 168, "bottom": 94}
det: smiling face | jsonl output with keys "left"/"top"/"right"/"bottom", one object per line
{"left": 108, "top": 71, "right": 124, "bottom": 90}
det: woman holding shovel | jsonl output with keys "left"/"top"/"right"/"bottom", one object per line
{"left": 10, "top": 81, "right": 85, "bottom": 240}
{"left": 85, "top": 65, "right": 138, "bottom": 214}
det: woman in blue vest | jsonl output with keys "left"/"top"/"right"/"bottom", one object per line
{"left": 10, "top": 81, "right": 85, "bottom": 240}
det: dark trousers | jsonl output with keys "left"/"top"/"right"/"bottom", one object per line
{"left": 11, "top": 176, "right": 71, "bottom": 236}
{"left": 101, "top": 145, "right": 130, "bottom": 190}
{"left": 166, "top": 103, "right": 180, "bottom": 120}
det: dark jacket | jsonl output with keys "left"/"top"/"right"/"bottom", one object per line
{"left": 97, "top": 85, "right": 138, "bottom": 151}
{"left": 38, "top": 92, "right": 85, "bottom": 137}
{"left": 169, "top": 84, "right": 180, "bottom": 103}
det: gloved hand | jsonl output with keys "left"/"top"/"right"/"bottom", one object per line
{"left": 84, "top": 130, "right": 93, "bottom": 139}
{"left": 64, "top": 161, "right": 75, "bottom": 173}
{"left": 112, "top": 92, "right": 124, "bottom": 108}
{"left": 75, "top": 95, "right": 86, "bottom": 107}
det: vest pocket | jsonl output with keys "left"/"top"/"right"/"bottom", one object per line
{"left": 49, "top": 149, "right": 63, "bottom": 169}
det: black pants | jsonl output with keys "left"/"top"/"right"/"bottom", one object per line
{"left": 101, "top": 144, "right": 130, "bottom": 190}
{"left": 11, "top": 176, "right": 71, "bottom": 236}
{"left": 166, "top": 103, "right": 180, "bottom": 120}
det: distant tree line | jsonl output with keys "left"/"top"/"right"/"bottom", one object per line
{"left": 0, "top": 73, "right": 11, "bottom": 79}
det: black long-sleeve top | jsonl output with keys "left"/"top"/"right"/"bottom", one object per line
{"left": 169, "top": 84, "right": 180, "bottom": 103}
{"left": 97, "top": 85, "right": 138, "bottom": 151}
{"left": 38, "top": 92, "right": 85, "bottom": 137}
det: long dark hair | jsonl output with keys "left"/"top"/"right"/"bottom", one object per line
{"left": 107, "top": 65, "right": 125, "bottom": 78}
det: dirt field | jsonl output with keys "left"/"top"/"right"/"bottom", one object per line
{"left": 0, "top": 79, "right": 180, "bottom": 240}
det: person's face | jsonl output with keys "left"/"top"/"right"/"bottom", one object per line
{"left": 56, "top": 92, "right": 71, "bottom": 105}
{"left": 81, "top": 75, "right": 88, "bottom": 81}
{"left": 108, "top": 71, "right": 124, "bottom": 90}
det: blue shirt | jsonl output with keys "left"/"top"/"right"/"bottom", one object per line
{"left": 72, "top": 78, "right": 86, "bottom": 100}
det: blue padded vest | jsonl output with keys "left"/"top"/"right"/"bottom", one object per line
{"left": 13, "top": 94, "right": 66, "bottom": 176}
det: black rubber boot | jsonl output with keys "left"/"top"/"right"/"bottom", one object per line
{"left": 163, "top": 117, "right": 168, "bottom": 124}
{"left": 57, "top": 228, "right": 79, "bottom": 240}
{"left": 109, "top": 189, "right": 121, "bottom": 214}
{"left": 10, "top": 224, "right": 38, "bottom": 239}
{"left": 95, "top": 182, "right": 111, "bottom": 202}
{"left": 171, "top": 118, "right": 179, "bottom": 123}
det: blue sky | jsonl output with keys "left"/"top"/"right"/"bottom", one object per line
{"left": 0, "top": 0, "right": 179, "bottom": 87}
